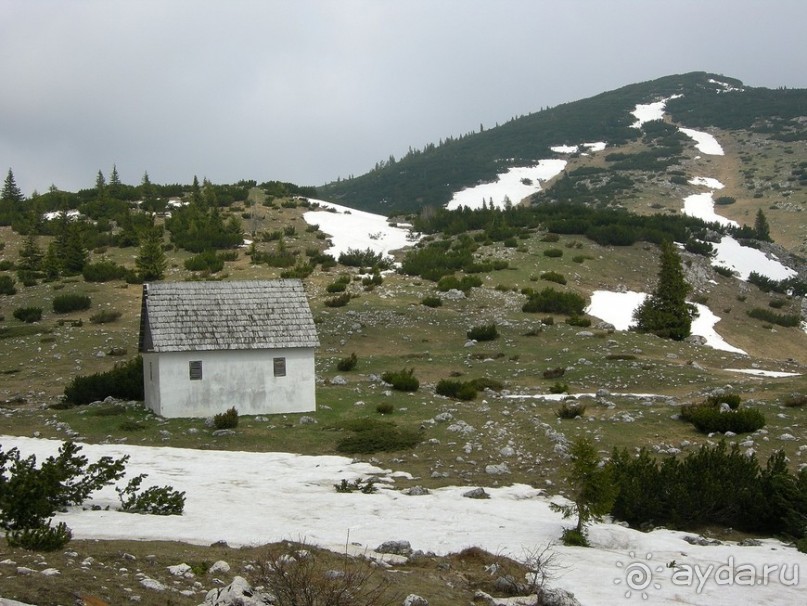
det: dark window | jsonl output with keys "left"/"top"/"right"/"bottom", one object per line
{"left": 189, "top": 360, "right": 203, "bottom": 380}
{"left": 273, "top": 357, "right": 286, "bottom": 377}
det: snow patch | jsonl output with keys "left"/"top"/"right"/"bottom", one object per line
{"left": 679, "top": 127, "right": 724, "bottom": 155}
{"left": 446, "top": 159, "right": 566, "bottom": 210}
{"left": 303, "top": 199, "right": 419, "bottom": 260}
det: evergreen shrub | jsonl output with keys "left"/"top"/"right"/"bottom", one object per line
{"left": 63, "top": 356, "right": 144, "bottom": 405}
{"left": 0, "top": 275, "right": 16, "bottom": 295}
{"left": 421, "top": 295, "right": 442, "bottom": 308}
{"left": 381, "top": 368, "right": 419, "bottom": 392}
{"left": 13, "top": 306, "right": 42, "bottom": 323}
{"left": 82, "top": 260, "right": 128, "bottom": 282}
{"left": 89, "top": 310, "right": 122, "bottom": 324}
{"left": 213, "top": 407, "right": 239, "bottom": 429}
{"left": 116, "top": 474, "right": 186, "bottom": 515}
{"left": 53, "top": 294, "right": 91, "bottom": 313}
{"left": 467, "top": 323, "right": 498, "bottom": 341}
{"left": 557, "top": 400, "right": 585, "bottom": 418}
{"left": 540, "top": 271, "right": 567, "bottom": 285}
{"left": 523, "top": 288, "right": 586, "bottom": 315}
{"left": 336, "top": 353, "right": 358, "bottom": 372}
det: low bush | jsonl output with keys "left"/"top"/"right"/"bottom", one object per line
{"left": 63, "top": 356, "right": 144, "bottom": 405}
{"left": 338, "top": 248, "right": 388, "bottom": 269}
{"left": 768, "top": 298, "right": 787, "bottom": 309}
{"left": 437, "top": 274, "right": 482, "bottom": 293}
{"left": 747, "top": 307, "right": 801, "bottom": 327}
{"left": 680, "top": 404, "right": 765, "bottom": 434}
{"left": 543, "top": 248, "right": 563, "bottom": 258}
{"left": 421, "top": 295, "right": 442, "bottom": 308}
{"left": 335, "top": 418, "right": 421, "bottom": 454}
{"left": 381, "top": 368, "right": 419, "bottom": 392}
{"left": 550, "top": 382, "right": 569, "bottom": 395}
{"left": 557, "top": 399, "right": 585, "bottom": 418}
{"left": 540, "top": 271, "right": 566, "bottom": 285}
{"left": 324, "top": 293, "right": 352, "bottom": 308}
{"left": 436, "top": 379, "right": 477, "bottom": 401}
{"left": 89, "top": 309, "right": 122, "bottom": 324}
{"left": 0, "top": 275, "right": 16, "bottom": 295}
{"left": 784, "top": 393, "right": 807, "bottom": 408}
{"left": 116, "top": 474, "right": 186, "bottom": 515}
{"left": 53, "top": 294, "right": 91, "bottom": 313}
{"left": 713, "top": 265, "right": 736, "bottom": 277}
{"left": 82, "top": 260, "right": 129, "bottom": 282}
{"left": 566, "top": 316, "right": 591, "bottom": 327}
{"left": 704, "top": 392, "right": 741, "bottom": 410}
{"left": 6, "top": 521, "right": 73, "bottom": 551}
{"left": 184, "top": 250, "right": 224, "bottom": 273}
{"left": 540, "top": 233, "right": 560, "bottom": 242}
{"left": 714, "top": 196, "right": 736, "bottom": 205}
{"left": 336, "top": 352, "right": 358, "bottom": 372}
{"left": 543, "top": 367, "right": 566, "bottom": 379}
{"left": 375, "top": 402, "right": 394, "bottom": 415}
{"left": 13, "top": 306, "right": 42, "bottom": 323}
{"left": 213, "top": 407, "right": 239, "bottom": 429}
{"left": 467, "top": 323, "right": 498, "bottom": 341}
{"left": 522, "top": 288, "right": 586, "bottom": 315}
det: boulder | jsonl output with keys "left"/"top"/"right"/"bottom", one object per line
{"left": 376, "top": 540, "right": 413, "bottom": 556}
{"left": 200, "top": 575, "right": 275, "bottom": 606}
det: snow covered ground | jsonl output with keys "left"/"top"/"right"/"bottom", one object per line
{"left": 302, "top": 198, "right": 418, "bottom": 259}
{"left": 3, "top": 435, "right": 805, "bottom": 606}
{"left": 679, "top": 127, "right": 724, "bottom": 156}
{"left": 446, "top": 159, "right": 566, "bottom": 210}
{"left": 585, "top": 291, "right": 747, "bottom": 355}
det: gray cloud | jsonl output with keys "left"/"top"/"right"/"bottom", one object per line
{"left": 2, "top": 0, "right": 806, "bottom": 196}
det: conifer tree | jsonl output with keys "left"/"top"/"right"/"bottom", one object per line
{"left": 136, "top": 228, "right": 167, "bottom": 281}
{"left": 633, "top": 240, "right": 692, "bottom": 340}
{"left": 17, "top": 234, "right": 43, "bottom": 272}
{"left": 550, "top": 438, "right": 617, "bottom": 545}
{"left": 95, "top": 170, "right": 107, "bottom": 204}
{"left": 754, "top": 209, "right": 771, "bottom": 241}
{"left": 2, "top": 169, "right": 24, "bottom": 204}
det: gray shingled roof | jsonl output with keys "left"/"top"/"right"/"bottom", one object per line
{"left": 139, "top": 280, "right": 319, "bottom": 353}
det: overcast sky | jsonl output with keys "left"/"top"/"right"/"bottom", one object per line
{"left": 2, "top": 0, "right": 806, "bottom": 196}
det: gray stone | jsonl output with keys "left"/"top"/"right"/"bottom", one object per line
{"left": 331, "top": 375, "right": 348, "bottom": 385}
{"left": 201, "top": 575, "right": 275, "bottom": 605}
{"left": 403, "top": 594, "right": 429, "bottom": 606}
{"left": 539, "top": 587, "right": 583, "bottom": 606}
{"left": 376, "top": 540, "right": 412, "bottom": 556}
{"left": 485, "top": 463, "right": 510, "bottom": 475}
{"left": 405, "top": 486, "right": 430, "bottom": 496}
{"left": 298, "top": 416, "right": 318, "bottom": 425}
{"left": 463, "top": 487, "right": 490, "bottom": 499}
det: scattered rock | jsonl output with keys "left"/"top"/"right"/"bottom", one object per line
{"left": 209, "top": 560, "right": 231, "bottom": 575}
{"left": 403, "top": 594, "right": 429, "bottom": 606}
{"left": 330, "top": 375, "right": 348, "bottom": 385}
{"left": 405, "top": 486, "right": 430, "bottom": 496}
{"left": 212, "top": 429, "right": 236, "bottom": 437}
{"left": 376, "top": 540, "right": 412, "bottom": 556}
{"left": 168, "top": 563, "right": 192, "bottom": 576}
{"left": 298, "top": 416, "right": 318, "bottom": 425}
{"left": 201, "top": 575, "right": 275, "bottom": 606}
{"left": 463, "top": 487, "right": 490, "bottom": 499}
{"left": 140, "top": 577, "right": 166, "bottom": 591}
{"left": 485, "top": 463, "right": 510, "bottom": 475}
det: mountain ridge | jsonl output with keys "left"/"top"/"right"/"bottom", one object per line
{"left": 317, "top": 71, "right": 807, "bottom": 215}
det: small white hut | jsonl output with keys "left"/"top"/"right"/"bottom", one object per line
{"left": 138, "top": 279, "right": 319, "bottom": 419}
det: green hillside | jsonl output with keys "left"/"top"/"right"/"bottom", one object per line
{"left": 317, "top": 72, "right": 807, "bottom": 215}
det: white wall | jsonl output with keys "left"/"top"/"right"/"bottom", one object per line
{"left": 143, "top": 348, "right": 316, "bottom": 418}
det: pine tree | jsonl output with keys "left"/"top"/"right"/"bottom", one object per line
{"left": 2, "top": 169, "right": 24, "bottom": 204}
{"left": 136, "top": 228, "right": 167, "bottom": 281}
{"left": 633, "top": 240, "right": 693, "bottom": 340}
{"left": 109, "top": 164, "right": 122, "bottom": 198}
{"left": 17, "top": 234, "right": 43, "bottom": 272}
{"left": 95, "top": 170, "right": 107, "bottom": 202}
{"left": 754, "top": 209, "right": 771, "bottom": 241}
{"left": 550, "top": 438, "right": 617, "bottom": 544}
{"left": 62, "top": 223, "right": 88, "bottom": 275}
